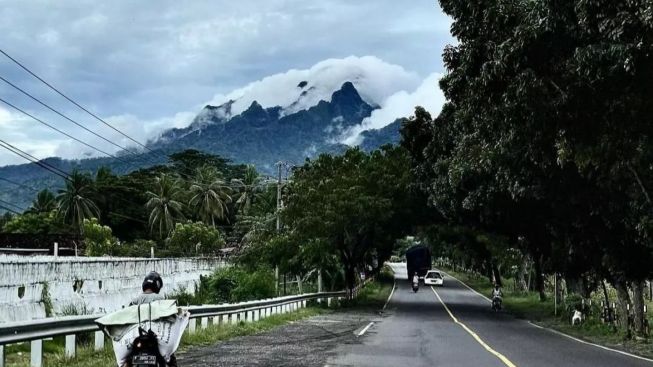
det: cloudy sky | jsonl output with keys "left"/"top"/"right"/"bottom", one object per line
{"left": 0, "top": 0, "right": 453, "bottom": 165}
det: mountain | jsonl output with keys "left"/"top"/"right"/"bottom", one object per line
{"left": 0, "top": 82, "right": 401, "bottom": 209}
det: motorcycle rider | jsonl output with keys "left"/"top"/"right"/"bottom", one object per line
{"left": 130, "top": 271, "right": 165, "bottom": 306}
{"left": 491, "top": 284, "right": 503, "bottom": 309}
{"left": 130, "top": 271, "right": 177, "bottom": 367}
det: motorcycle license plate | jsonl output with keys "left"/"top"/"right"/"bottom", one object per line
{"left": 132, "top": 354, "right": 157, "bottom": 365}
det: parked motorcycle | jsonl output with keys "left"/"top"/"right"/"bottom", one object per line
{"left": 412, "top": 281, "right": 419, "bottom": 293}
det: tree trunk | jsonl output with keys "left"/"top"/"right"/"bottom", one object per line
{"left": 601, "top": 280, "right": 610, "bottom": 310}
{"left": 492, "top": 261, "right": 503, "bottom": 287}
{"left": 632, "top": 281, "right": 646, "bottom": 336}
{"left": 516, "top": 254, "right": 528, "bottom": 293}
{"left": 534, "top": 255, "right": 546, "bottom": 301}
{"left": 613, "top": 278, "right": 631, "bottom": 335}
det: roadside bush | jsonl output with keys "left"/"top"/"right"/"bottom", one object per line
{"left": 207, "top": 267, "right": 275, "bottom": 304}
{"left": 165, "top": 221, "right": 225, "bottom": 257}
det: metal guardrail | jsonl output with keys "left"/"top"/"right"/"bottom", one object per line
{"left": 0, "top": 290, "right": 350, "bottom": 367}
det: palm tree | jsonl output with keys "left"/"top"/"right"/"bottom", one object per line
{"left": 231, "top": 165, "right": 262, "bottom": 215}
{"left": 56, "top": 170, "right": 100, "bottom": 233}
{"left": 189, "top": 166, "right": 232, "bottom": 226}
{"left": 29, "top": 189, "right": 57, "bottom": 213}
{"left": 146, "top": 173, "right": 185, "bottom": 239}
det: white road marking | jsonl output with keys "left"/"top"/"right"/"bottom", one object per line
{"left": 527, "top": 321, "right": 653, "bottom": 363}
{"left": 357, "top": 321, "right": 375, "bottom": 337}
{"left": 442, "top": 269, "right": 653, "bottom": 363}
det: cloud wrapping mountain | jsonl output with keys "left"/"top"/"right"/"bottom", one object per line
{"left": 203, "top": 56, "right": 422, "bottom": 118}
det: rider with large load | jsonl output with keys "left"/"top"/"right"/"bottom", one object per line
{"left": 96, "top": 271, "right": 188, "bottom": 367}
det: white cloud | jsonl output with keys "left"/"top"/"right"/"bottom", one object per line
{"left": 205, "top": 56, "right": 421, "bottom": 116}
{"left": 342, "top": 72, "right": 446, "bottom": 145}
{"left": 0, "top": 0, "right": 454, "bottom": 166}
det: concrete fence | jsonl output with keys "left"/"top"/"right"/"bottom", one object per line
{"left": 0, "top": 255, "right": 226, "bottom": 323}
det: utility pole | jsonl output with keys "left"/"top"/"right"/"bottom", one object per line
{"left": 276, "top": 161, "right": 283, "bottom": 232}
{"left": 275, "top": 161, "right": 283, "bottom": 295}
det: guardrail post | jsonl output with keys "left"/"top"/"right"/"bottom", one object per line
{"left": 327, "top": 297, "right": 332, "bottom": 307}
{"left": 94, "top": 331, "right": 105, "bottom": 351}
{"left": 239, "top": 311, "right": 245, "bottom": 323}
{"left": 254, "top": 309, "right": 260, "bottom": 321}
{"left": 65, "top": 334, "right": 76, "bottom": 358}
{"left": 302, "top": 300, "right": 306, "bottom": 308}
{"left": 221, "top": 314, "right": 229, "bottom": 325}
{"left": 245, "top": 311, "right": 252, "bottom": 322}
{"left": 188, "top": 318, "right": 197, "bottom": 334}
{"left": 0, "top": 344, "right": 5, "bottom": 367}
{"left": 30, "top": 339, "right": 43, "bottom": 367}
{"left": 201, "top": 317, "right": 209, "bottom": 329}
{"left": 231, "top": 313, "right": 238, "bottom": 325}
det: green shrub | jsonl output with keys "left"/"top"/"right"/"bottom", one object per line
{"left": 165, "top": 221, "right": 225, "bottom": 257}
{"left": 206, "top": 267, "right": 276, "bottom": 304}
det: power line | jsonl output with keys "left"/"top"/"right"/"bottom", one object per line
{"left": 0, "top": 203, "right": 20, "bottom": 215}
{"left": 0, "top": 96, "right": 127, "bottom": 163}
{"left": 0, "top": 48, "right": 164, "bottom": 159}
{"left": 0, "top": 198, "right": 24, "bottom": 212}
{"left": 0, "top": 139, "right": 70, "bottom": 178}
{"left": 0, "top": 140, "right": 70, "bottom": 180}
{"left": 0, "top": 75, "right": 155, "bottom": 165}
{"left": 0, "top": 176, "right": 38, "bottom": 191}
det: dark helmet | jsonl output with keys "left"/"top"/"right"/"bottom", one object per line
{"left": 142, "top": 271, "right": 163, "bottom": 294}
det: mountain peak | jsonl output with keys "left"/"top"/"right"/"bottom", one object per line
{"left": 331, "top": 82, "right": 361, "bottom": 103}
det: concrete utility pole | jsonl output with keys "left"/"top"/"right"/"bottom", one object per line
{"left": 275, "top": 161, "right": 283, "bottom": 295}
{"left": 276, "top": 161, "right": 283, "bottom": 232}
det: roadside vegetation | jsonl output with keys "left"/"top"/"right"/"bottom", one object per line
{"left": 441, "top": 265, "right": 653, "bottom": 359}
{"left": 398, "top": 0, "right": 653, "bottom": 345}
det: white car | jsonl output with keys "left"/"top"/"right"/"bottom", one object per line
{"left": 424, "top": 270, "right": 444, "bottom": 286}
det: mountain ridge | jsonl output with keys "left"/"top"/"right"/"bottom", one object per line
{"left": 0, "top": 82, "right": 402, "bottom": 209}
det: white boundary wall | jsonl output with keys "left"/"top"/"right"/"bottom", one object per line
{"left": 0, "top": 255, "right": 226, "bottom": 323}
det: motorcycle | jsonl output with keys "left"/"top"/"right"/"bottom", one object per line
{"left": 491, "top": 296, "right": 502, "bottom": 312}
{"left": 96, "top": 300, "right": 188, "bottom": 367}
{"left": 412, "top": 280, "right": 419, "bottom": 293}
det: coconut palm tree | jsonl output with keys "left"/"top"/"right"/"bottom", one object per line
{"left": 29, "top": 189, "right": 57, "bottom": 213}
{"left": 231, "top": 165, "right": 262, "bottom": 215}
{"left": 146, "top": 173, "right": 185, "bottom": 239}
{"left": 189, "top": 166, "right": 232, "bottom": 226}
{"left": 56, "top": 170, "right": 100, "bottom": 233}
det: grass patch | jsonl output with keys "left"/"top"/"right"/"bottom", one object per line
{"left": 442, "top": 267, "right": 653, "bottom": 359}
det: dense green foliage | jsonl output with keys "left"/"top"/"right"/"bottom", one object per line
{"left": 278, "top": 146, "right": 423, "bottom": 291}
{"left": 401, "top": 0, "right": 653, "bottom": 337}
{"left": 0, "top": 150, "right": 269, "bottom": 258}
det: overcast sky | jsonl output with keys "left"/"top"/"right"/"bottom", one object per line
{"left": 0, "top": 0, "right": 453, "bottom": 165}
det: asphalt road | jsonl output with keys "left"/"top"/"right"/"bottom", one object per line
{"left": 327, "top": 263, "right": 652, "bottom": 367}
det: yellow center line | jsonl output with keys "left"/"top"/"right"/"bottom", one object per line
{"left": 431, "top": 286, "right": 518, "bottom": 367}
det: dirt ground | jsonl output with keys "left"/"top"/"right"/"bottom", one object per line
{"left": 177, "top": 310, "right": 383, "bottom": 367}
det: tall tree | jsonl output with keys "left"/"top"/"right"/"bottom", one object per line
{"left": 29, "top": 189, "right": 56, "bottom": 214}
{"left": 146, "top": 173, "right": 185, "bottom": 238}
{"left": 189, "top": 166, "right": 232, "bottom": 227}
{"left": 56, "top": 170, "right": 100, "bottom": 233}
{"left": 231, "top": 165, "right": 262, "bottom": 215}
